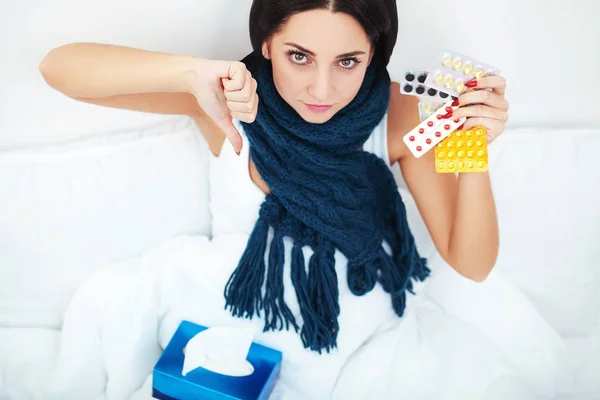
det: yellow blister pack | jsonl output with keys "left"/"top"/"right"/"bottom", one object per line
{"left": 435, "top": 126, "right": 488, "bottom": 173}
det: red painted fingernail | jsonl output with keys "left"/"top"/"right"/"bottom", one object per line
{"left": 457, "top": 124, "right": 465, "bottom": 130}
{"left": 445, "top": 106, "right": 453, "bottom": 112}
{"left": 442, "top": 112, "right": 453, "bottom": 119}
{"left": 465, "top": 80, "right": 478, "bottom": 88}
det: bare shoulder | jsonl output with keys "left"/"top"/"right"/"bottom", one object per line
{"left": 386, "top": 82, "right": 421, "bottom": 164}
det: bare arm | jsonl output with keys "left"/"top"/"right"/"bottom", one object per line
{"left": 38, "top": 43, "right": 259, "bottom": 153}
{"left": 39, "top": 43, "right": 203, "bottom": 115}
{"left": 387, "top": 82, "right": 506, "bottom": 282}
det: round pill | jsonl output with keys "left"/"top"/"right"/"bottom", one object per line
{"left": 418, "top": 74, "right": 427, "bottom": 83}
{"left": 457, "top": 161, "right": 464, "bottom": 169}
{"left": 426, "top": 138, "right": 432, "bottom": 144}
{"left": 435, "top": 131, "right": 442, "bottom": 137}
{"left": 405, "top": 72, "right": 415, "bottom": 81}
{"left": 468, "top": 161, "right": 475, "bottom": 169}
{"left": 457, "top": 141, "right": 463, "bottom": 148}
{"left": 476, "top": 140, "right": 483, "bottom": 147}
{"left": 438, "top": 151, "right": 445, "bottom": 158}
{"left": 464, "top": 63, "right": 474, "bottom": 75}
{"left": 448, "top": 161, "right": 455, "bottom": 169}
{"left": 478, "top": 161, "right": 485, "bottom": 168}
{"left": 403, "top": 84, "right": 413, "bottom": 93}
{"left": 440, "top": 92, "right": 449, "bottom": 99}
{"left": 445, "top": 76, "right": 455, "bottom": 89}
{"left": 458, "top": 150, "right": 465, "bottom": 157}
{"left": 419, "top": 128, "right": 425, "bottom": 133}
{"left": 467, "top": 140, "right": 473, "bottom": 147}
{"left": 428, "top": 88, "right": 438, "bottom": 96}
{"left": 475, "top": 129, "right": 483, "bottom": 136}
{"left": 477, "top": 150, "right": 484, "bottom": 157}
{"left": 416, "top": 146, "right": 422, "bottom": 151}
{"left": 467, "top": 150, "right": 474, "bottom": 157}
{"left": 453, "top": 59, "right": 463, "bottom": 71}
{"left": 438, "top": 162, "right": 445, "bottom": 170}
{"left": 437, "top": 142, "right": 444, "bottom": 148}
{"left": 427, "top": 121, "right": 434, "bottom": 127}
{"left": 434, "top": 72, "right": 444, "bottom": 84}
{"left": 456, "top": 131, "right": 462, "bottom": 137}
{"left": 409, "top": 136, "right": 415, "bottom": 141}
{"left": 423, "top": 104, "right": 432, "bottom": 112}
{"left": 437, "top": 114, "right": 443, "bottom": 120}
{"left": 416, "top": 85, "right": 425, "bottom": 94}
{"left": 466, "top": 130, "right": 473, "bottom": 137}
{"left": 455, "top": 81, "right": 465, "bottom": 93}
{"left": 448, "top": 151, "right": 455, "bottom": 158}
{"left": 444, "top": 124, "right": 451, "bottom": 130}
{"left": 447, "top": 141, "right": 454, "bottom": 148}
{"left": 442, "top": 54, "right": 453, "bottom": 67}
{"left": 454, "top": 118, "right": 460, "bottom": 123}
{"left": 474, "top": 67, "right": 485, "bottom": 79}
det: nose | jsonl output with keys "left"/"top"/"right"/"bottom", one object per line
{"left": 308, "top": 67, "right": 332, "bottom": 101}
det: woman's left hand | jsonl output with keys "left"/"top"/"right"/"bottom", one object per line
{"left": 451, "top": 76, "right": 509, "bottom": 143}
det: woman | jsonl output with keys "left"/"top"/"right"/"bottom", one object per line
{"left": 38, "top": 1, "right": 564, "bottom": 399}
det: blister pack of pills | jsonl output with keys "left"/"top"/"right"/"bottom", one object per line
{"left": 424, "top": 50, "right": 501, "bottom": 97}
{"left": 403, "top": 99, "right": 466, "bottom": 158}
{"left": 418, "top": 100, "right": 445, "bottom": 121}
{"left": 435, "top": 126, "right": 488, "bottom": 173}
{"left": 400, "top": 70, "right": 454, "bottom": 102}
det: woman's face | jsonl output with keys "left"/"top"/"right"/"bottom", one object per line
{"left": 262, "top": 9, "right": 373, "bottom": 124}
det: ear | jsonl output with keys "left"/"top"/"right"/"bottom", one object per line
{"left": 262, "top": 41, "right": 271, "bottom": 59}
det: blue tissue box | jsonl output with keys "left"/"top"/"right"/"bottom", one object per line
{"left": 152, "top": 320, "right": 282, "bottom": 400}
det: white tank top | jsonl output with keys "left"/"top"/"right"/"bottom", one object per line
{"left": 208, "top": 114, "right": 396, "bottom": 238}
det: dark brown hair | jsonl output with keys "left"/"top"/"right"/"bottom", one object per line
{"left": 246, "top": 0, "right": 398, "bottom": 67}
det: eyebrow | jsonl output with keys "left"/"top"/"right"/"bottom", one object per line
{"left": 284, "top": 42, "right": 366, "bottom": 58}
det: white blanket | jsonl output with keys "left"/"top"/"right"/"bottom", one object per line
{"left": 0, "top": 234, "right": 572, "bottom": 400}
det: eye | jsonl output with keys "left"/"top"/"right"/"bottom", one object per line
{"left": 339, "top": 58, "right": 359, "bottom": 69}
{"left": 287, "top": 50, "right": 308, "bottom": 65}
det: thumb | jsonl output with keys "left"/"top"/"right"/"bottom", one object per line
{"left": 215, "top": 116, "right": 243, "bottom": 155}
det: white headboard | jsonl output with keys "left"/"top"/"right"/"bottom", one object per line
{"left": 1, "top": 0, "right": 598, "bottom": 147}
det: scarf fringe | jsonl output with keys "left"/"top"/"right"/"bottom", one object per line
{"left": 264, "top": 232, "right": 299, "bottom": 332}
{"left": 224, "top": 218, "right": 269, "bottom": 319}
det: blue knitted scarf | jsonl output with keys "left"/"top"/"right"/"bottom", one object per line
{"left": 224, "top": 57, "right": 429, "bottom": 353}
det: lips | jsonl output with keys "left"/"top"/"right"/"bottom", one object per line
{"left": 305, "top": 103, "right": 333, "bottom": 113}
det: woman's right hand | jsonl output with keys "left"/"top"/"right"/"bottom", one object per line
{"left": 191, "top": 59, "right": 258, "bottom": 154}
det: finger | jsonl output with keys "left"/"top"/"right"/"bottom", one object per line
{"left": 452, "top": 104, "right": 508, "bottom": 122}
{"left": 227, "top": 93, "right": 257, "bottom": 113}
{"left": 464, "top": 75, "right": 506, "bottom": 95}
{"left": 221, "top": 61, "right": 248, "bottom": 92}
{"left": 224, "top": 72, "right": 256, "bottom": 102}
{"left": 231, "top": 94, "right": 259, "bottom": 123}
{"left": 462, "top": 118, "right": 505, "bottom": 142}
{"left": 214, "top": 116, "right": 243, "bottom": 154}
{"left": 457, "top": 89, "right": 509, "bottom": 110}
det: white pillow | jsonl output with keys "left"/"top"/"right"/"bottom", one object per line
{"left": 0, "top": 116, "right": 211, "bottom": 329}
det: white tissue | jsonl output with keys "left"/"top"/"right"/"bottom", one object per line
{"left": 182, "top": 326, "right": 255, "bottom": 377}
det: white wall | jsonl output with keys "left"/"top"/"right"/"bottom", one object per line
{"left": 1, "top": 0, "right": 598, "bottom": 147}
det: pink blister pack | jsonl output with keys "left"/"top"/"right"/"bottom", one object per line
{"left": 403, "top": 99, "right": 466, "bottom": 158}
{"left": 424, "top": 50, "right": 501, "bottom": 97}
{"left": 399, "top": 70, "right": 454, "bottom": 102}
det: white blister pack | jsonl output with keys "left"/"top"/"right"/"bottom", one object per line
{"left": 400, "top": 70, "right": 454, "bottom": 102}
{"left": 403, "top": 99, "right": 466, "bottom": 158}
{"left": 418, "top": 100, "right": 445, "bottom": 122}
{"left": 424, "top": 50, "right": 501, "bottom": 97}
